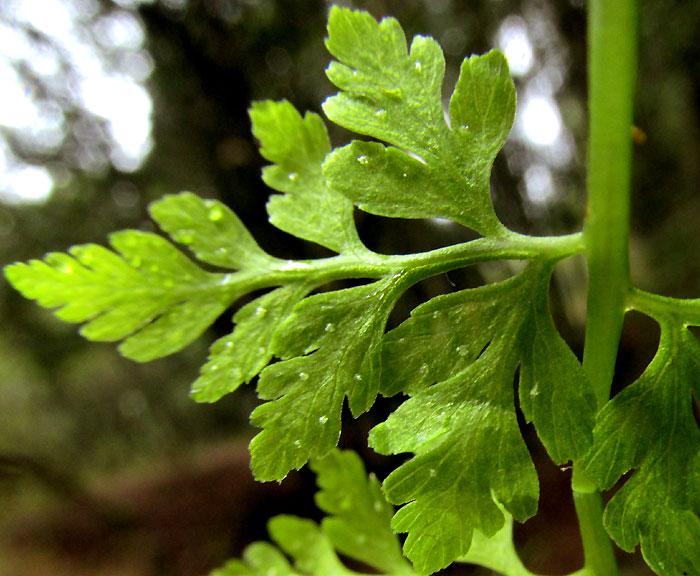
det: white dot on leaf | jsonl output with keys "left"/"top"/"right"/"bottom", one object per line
{"left": 207, "top": 204, "right": 224, "bottom": 221}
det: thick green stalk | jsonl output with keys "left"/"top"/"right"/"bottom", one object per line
{"left": 583, "top": 0, "right": 637, "bottom": 404}
{"left": 572, "top": 482, "right": 615, "bottom": 576}
{"left": 574, "top": 1, "right": 638, "bottom": 575}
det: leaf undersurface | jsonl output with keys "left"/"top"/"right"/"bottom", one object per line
{"left": 583, "top": 323, "right": 700, "bottom": 575}
{"left": 370, "top": 262, "right": 595, "bottom": 573}
{"left": 323, "top": 7, "right": 514, "bottom": 237}
{"left": 210, "top": 450, "right": 415, "bottom": 576}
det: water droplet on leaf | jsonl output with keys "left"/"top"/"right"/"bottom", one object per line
{"left": 357, "top": 155, "right": 369, "bottom": 164}
{"left": 324, "top": 323, "right": 335, "bottom": 332}
{"left": 414, "top": 60, "right": 422, "bottom": 72}
{"left": 255, "top": 307, "right": 267, "bottom": 317}
{"left": 207, "top": 204, "right": 224, "bottom": 222}
{"left": 318, "top": 415, "right": 328, "bottom": 424}
{"left": 299, "top": 372, "right": 309, "bottom": 381}
{"left": 56, "top": 260, "right": 75, "bottom": 273}
{"left": 177, "top": 230, "right": 195, "bottom": 244}
{"left": 375, "top": 108, "right": 386, "bottom": 118}
{"left": 353, "top": 373, "right": 362, "bottom": 380}
{"left": 280, "top": 261, "right": 311, "bottom": 271}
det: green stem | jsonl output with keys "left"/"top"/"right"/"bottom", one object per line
{"left": 222, "top": 232, "right": 584, "bottom": 292}
{"left": 575, "top": 0, "right": 638, "bottom": 575}
{"left": 582, "top": 0, "right": 637, "bottom": 406}
{"left": 628, "top": 287, "right": 700, "bottom": 325}
{"left": 572, "top": 475, "right": 616, "bottom": 576}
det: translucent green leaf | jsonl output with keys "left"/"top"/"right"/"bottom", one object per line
{"left": 377, "top": 275, "right": 511, "bottom": 399}
{"left": 458, "top": 507, "right": 537, "bottom": 576}
{"left": 4, "top": 230, "right": 245, "bottom": 362}
{"left": 249, "top": 277, "right": 404, "bottom": 481}
{"left": 268, "top": 516, "right": 355, "bottom": 576}
{"left": 372, "top": 343, "right": 537, "bottom": 575}
{"left": 191, "top": 284, "right": 311, "bottom": 403}
{"left": 583, "top": 325, "right": 700, "bottom": 576}
{"left": 210, "top": 449, "right": 415, "bottom": 576}
{"left": 518, "top": 266, "right": 596, "bottom": 464}
{"left": 370, "top": 270, "right": 540, "bottom": 574}
{"left": 311, "top": 450, "right": 413, "bottom": 575}
{"left": 449, "top": 50, "right": 516, "bottom": 168}
{"left": 323, "top": 7, "right": 514, "bottom": 236}
{"left": 250, "top": 100, "right": 366, "bottom": 254}
{"left": 370, "top": 263, "right": 595, "bottom": 573}
{"left": 150, "top": 191, "right": 276, "bottom": 269}
{"left": 324, "top": 8, "right": 444, "bottom": 157}
{"left": 209, "top": 542, "right": 300, "bottom": 576}
{"left": 325, "top": 142, "right": 474, "bottom": 225}
{"left": 117, "top": 291, "right": 234, "bottom": 361}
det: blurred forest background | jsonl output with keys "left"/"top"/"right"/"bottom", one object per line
{"left": 0, "top": 0, "right": 698, "bottom": 574}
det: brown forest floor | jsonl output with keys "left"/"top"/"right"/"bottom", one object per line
{"left": 0, "top": 440, "right": 653, "bottom": 576}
